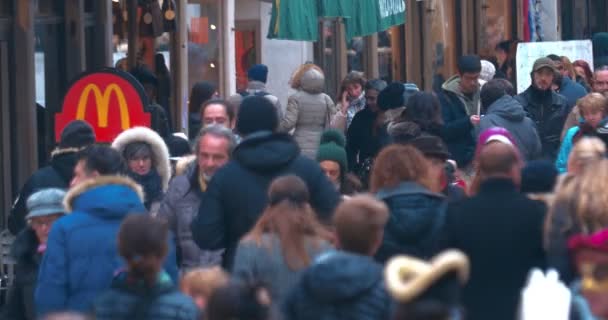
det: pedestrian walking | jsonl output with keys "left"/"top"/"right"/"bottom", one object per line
{"left": 232, "top": 175, "right": 333, "bottom": 305}
{"left": 112, "top": 126, "right": 171, "bottom": 214}
{"left": 316, "top": 129, "right": 362, "bottom": 196}
{"left": 279, "top": 63, "right": 336, "bottom": 158}
{"left": 191, "top": 96, "right": 340, "bottom": 269}
{"left": 228, "top": 64, "right": 283, "bottom": 118}
{"left": 93, "top": 215, "right": 199, "bottom": 320}
{"left": 283, "top": 195, "right": 392, "bottom": 320}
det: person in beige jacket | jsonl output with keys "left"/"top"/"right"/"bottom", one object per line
{"left": 279, "top": 64, "right": 336, "bottom": 159}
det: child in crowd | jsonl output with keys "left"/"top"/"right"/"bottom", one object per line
{"left": 93, "top": 214, "right": 198, "bottom": 320}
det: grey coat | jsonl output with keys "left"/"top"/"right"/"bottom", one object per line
{"left": 157, "top": 162, "right": 223, "bottom": 270}
{"left": 279, "top": 69, "right": 336, "bottom": 159}
{"left": 232, "top": 233, "right": 333, "bottom": 304}
{"left": 479, "top": 95, "right": 542, "bottom": 161}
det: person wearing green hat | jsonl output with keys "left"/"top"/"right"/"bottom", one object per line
{"left": 3, "top": 188, "right": 66, "bottom": 320}
{"left": 316, "top": 129, "right": 362, "bottom": 196}
{"left": 515, "top": 57, "right": 569, "bottom": 160}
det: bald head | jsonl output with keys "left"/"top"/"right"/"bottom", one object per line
{"left": 478, "top": 142, "right": 520, "bottom": 181}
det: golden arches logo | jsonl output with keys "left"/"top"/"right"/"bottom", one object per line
{"left": 76, "top": 83, "right": 130, "bottom": 129}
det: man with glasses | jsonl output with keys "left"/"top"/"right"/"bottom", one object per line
{"left": 561, "top": 65, "right": 608, "bottom": 139}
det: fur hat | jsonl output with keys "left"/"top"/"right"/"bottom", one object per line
{"left": 316, "top": 130, "right": 348, "bottom": 176}
{"left": 235, "top": 96, "right": 278, "bottom": 135}
{"left": 26, "top": 188, "right": 67, "bottom": 219}
{"left": 59, "top": 120, "right": 96, "bottom": 149}
{"left": 247, "top": 64, "right": 269, "bottom": 83}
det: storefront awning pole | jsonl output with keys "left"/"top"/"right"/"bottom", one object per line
{"left": 127, "top": 0, "right": 138, "bottom": 70}
{"left": 175, "top": 0, "right": 189, "bottom": 133}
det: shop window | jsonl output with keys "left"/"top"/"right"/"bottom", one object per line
{"left": 347, "top": 37, "right": 365, "bottom": 74}
{"left": 38, "top": 0, "right": 63, "bottom": 16}
{"left": 235, "top": 21, "right": 260, "bottom": 92}
{"left": 479, "top": 0, "right": 512, "bottom": 59}
{"left": 427, "top": 0, "right": 458, "bottom": 88}
{"left": 378, "top": 30, "right": 393, "bottom": 82}
{"left": 187, "top": 0, "right": 221, "bottom": 95}
{"left": 316, "top": 19, "right": 340, "bottom": 99}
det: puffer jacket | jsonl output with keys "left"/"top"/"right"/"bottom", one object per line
{"left": 2, "top": 228, "right": 40, "bottom": 320}
{"left": 375, "top": 182, "right": 447, "bottom": 263}
{"left": 35, "top": 176, "right": 178, "bottom": 316}
{"left": 283, "top": 251, "right": 391, "bottom": 320}
{"left": 479, "top": 95, "right": 542, "bottom": 161}
{"left": 515, "top": 86, "right": 569, "bottom": 160}
{"left": 279, "top": 69, "right": 336, "bottom": 159}
{"left": 93, "top": 271, "right": 199, "bottom": 320}
{"left": 158, "top": 161, "right": 223, "bottom": 270}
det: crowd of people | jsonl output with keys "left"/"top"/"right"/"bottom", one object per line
{"left": 5, "top": 41, "right": 608, "bottom": 320}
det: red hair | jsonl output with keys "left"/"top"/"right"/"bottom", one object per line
{"left": 573, "top": 60, "right": 594, "bottom": 85}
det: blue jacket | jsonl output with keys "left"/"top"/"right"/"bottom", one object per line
{"left": 559, "top": 76, "right": 588, "bottom": 109}
{"left": 93, "top": 271, "right": 199, "bottom": 320}
{"left": 375, "top": 182, "right": 447, "bottom": 263}
{"left": 556, "top": 126, "right": 579, "bottom": 173}
{"left": 35, "top": 176, "right": 178, "bottom": 316}
{"left": 283, "top": 251, "right": 391, "bottom": 320}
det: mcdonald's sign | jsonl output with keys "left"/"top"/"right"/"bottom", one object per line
{"left": 55, "top": 69, "right": 151, "bottom": 143}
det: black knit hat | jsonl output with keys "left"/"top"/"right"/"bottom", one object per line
{"left": 59, "top": 120, "right": 96, "bottom": 149}
{"left": 520, "top": 160, "right": 558, "bottom": 193}
{"left": 378, "top": 82, "right": 420, "bottom": 111}
{"left": 457, "top": 55, "right": 482, "bottom": 74}
{"left": 236, "top": 96, "right": 278, "bottom": 136}
{"left": 316, "top": 130, "right": 348, "bottom": 177}
{"left": 247, "top": 64, "right": 269, "bottom": 83}
{"left": 165, "top": 133, "right": 192, "bottom": 160}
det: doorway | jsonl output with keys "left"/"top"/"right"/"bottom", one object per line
{"left": 234, "top": 20, "right": 261, "bottom": 92}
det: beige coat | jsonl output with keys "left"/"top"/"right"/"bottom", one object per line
{"left": 279, "top": 69, "right": 336, "bottom": 159}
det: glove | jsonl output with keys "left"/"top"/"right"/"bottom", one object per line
{"left": 520, "top": 268, "right": 571, "bottom": 320}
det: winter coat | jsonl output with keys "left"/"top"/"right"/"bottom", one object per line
{"left": 93, "top": 271, "right": 199, "bottom": 320}
{"left": 441, "top": 178, "right": 546, "bottom": 320}
{"left": 279, "top": 69, "right": 336, "bottom": 159}
{"left": 191, "top": 132, "right": 341, "bottom": 269}
{"left": 515, "top": 86, "right": 569, "bottom": 160}
{"left": 112, "top": 126, "right": 171, "bottom": 215}
{"left": 232, "top": 234, "right": 333, "bottom": 304}
{"left": 35, "top": 176, "right": 178, "bottom": 316}
{"left": 283, "top": 251, "right": 392, "bottom": 320}
{"left": 228, "top": 80, "right": 284, "bottom": 119}
{"left": 374, "top": 182, "right": 447, "bottom": 263}
{"left": 479, "top": 95, "right": 542, "bottom": 161}
{"left": 556, "top": 126, "right": 580, "bottom": 173}
{"left": 561, "top": 105, "right": 581, "bottom": 140}
{"left": 559, "top": 76, "right": 588, "bottom": 109}
{"left": 158, "top": 161, "right": 223, "bottom": 270}
{"left": 346, "top": 107, "right": 384, "bottom": 172}
{"left": 8, "top": 148, "right": 78, "bottom": 235}
{"left": 437, "top": 76, "right": 478, "bottom": 167}
{"left": 2, "top": 229, "right": 41, "bottom": 320}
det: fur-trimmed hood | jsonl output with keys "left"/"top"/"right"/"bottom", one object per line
{"left": 63, "top": 175, "right": 145, "bottom": 217}
{"left": 175, "top": 155, "right": 196, "bottom": 177}
{"left": 111, "top": 126, "right": 171, "bottom": 191}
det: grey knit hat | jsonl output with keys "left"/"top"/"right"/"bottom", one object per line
{"left": 26, "top": 188, "right": 67, "bottom": 219}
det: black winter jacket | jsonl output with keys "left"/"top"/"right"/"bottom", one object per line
{"left": 191, "top": 132, "right": 341, "bottom": 269}
{"left": 346, "top": 107, "right": 383, "bottom": 172}
{"left": 8, "top": 149, "right": 77, "bottom": 235}
{"left": 441, "top": 178, "right": 546, "bottom": 320}
{"left": 515, "top": 86, "right": 569, "bottom": 160}
{"left": 2, "top": 229, "right": 41, "bottom": 320}
{"left": 283, "top": 251, "right": 391, "bottom": 320}
{"left": 437, "top": 89, "right": 476, "bottom": 167}
{"left": 375, "top": 182, "right": 446, "bottom": 263}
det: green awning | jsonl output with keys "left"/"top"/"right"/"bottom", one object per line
{"left": 268, "top": 0, "right": 406, "bottom": 41}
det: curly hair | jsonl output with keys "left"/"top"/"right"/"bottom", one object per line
{"left": 289, "top": 63, "right": 324, "bottom": 90}
{"left": 370, "top": 145, "right": 433, "bottom": 193}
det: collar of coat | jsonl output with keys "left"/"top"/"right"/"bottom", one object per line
{"left": 376, "top": 181, "right": 445, "bottom": 200}
{"left": 50, "top": 147, "right": 83, "bottom": 158}
{"left": 63, "top": 175, "right": 144, "bottom": 212}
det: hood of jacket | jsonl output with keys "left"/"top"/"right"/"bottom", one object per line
{"left": 49, "top": 147, "right": 80, "bottom": 183}
{"left": 233, "top": 131, "right": 299, "bottom": 173}
{"left": 377, "top": 182, "right": 445, "bottom": 242}
{"left": 302, "top": 251, "right": 383, "bottom": 303}
{"left": 111, "top": 126, "right": 171, "bottom": 191}
{"left": 486, "top": 95, "right": 526, "bottom": 122}
{"left": 110, "top": 270, "right": 175, "bottom": 297}
{"left": 442, "top": 75, "right": 480, "bottom": 115}
{"left": 300, "top": 69, "right": 325, "bottom": 94}
{"left": 64, "top": 175, "right": 145, "bottom": 219}
{"left": 10, "top": 228, "right": 40, "bottom": 265}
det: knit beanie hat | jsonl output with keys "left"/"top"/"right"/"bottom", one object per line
{"left": 457, "top": 55, "right": 482, "bottom": 74}
{"left": 520, "top": 160, "right": 558, "bottom": 194}
{"left": 247, "top": 64, "right": 269, "bottom": 83}
{"left": 316, "top": 130, "right": 348, "bottom": 176}
{"left": 378, "top": 82, "right": 420, "bottom": 111}
{"left": 166, "top": 133, "right": 192, "bottom": 161}
{"left": 59, "top": 120, "right": 96, "bottom": 149}
{"left": 480, "top": 60, "right": 496, "bottom": 82}
{"left": 235, "top": 96, "right": 278, "bottom": 136}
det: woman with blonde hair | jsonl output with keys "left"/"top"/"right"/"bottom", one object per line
{"left": 371, "top": 145, "right": 447, "bottom": 262}
{"left": 546, "top": 158, "right": 608, "bottom": 284}
{"left": 279, "top": 63, "right": 336, "bottom": 158}
{"left": 231, "top": 175, "right": 333, "bottom": 304}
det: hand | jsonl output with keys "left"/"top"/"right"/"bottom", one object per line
{"left": 341, "top": 91, "right": 349, "bottom": 113}
{"left": 470, "top": 115, "right": 481, "bottom": 126}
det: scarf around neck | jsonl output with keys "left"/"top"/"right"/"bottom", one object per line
{"left": 128, "top": 168, "right": 163, "bottom": 209}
